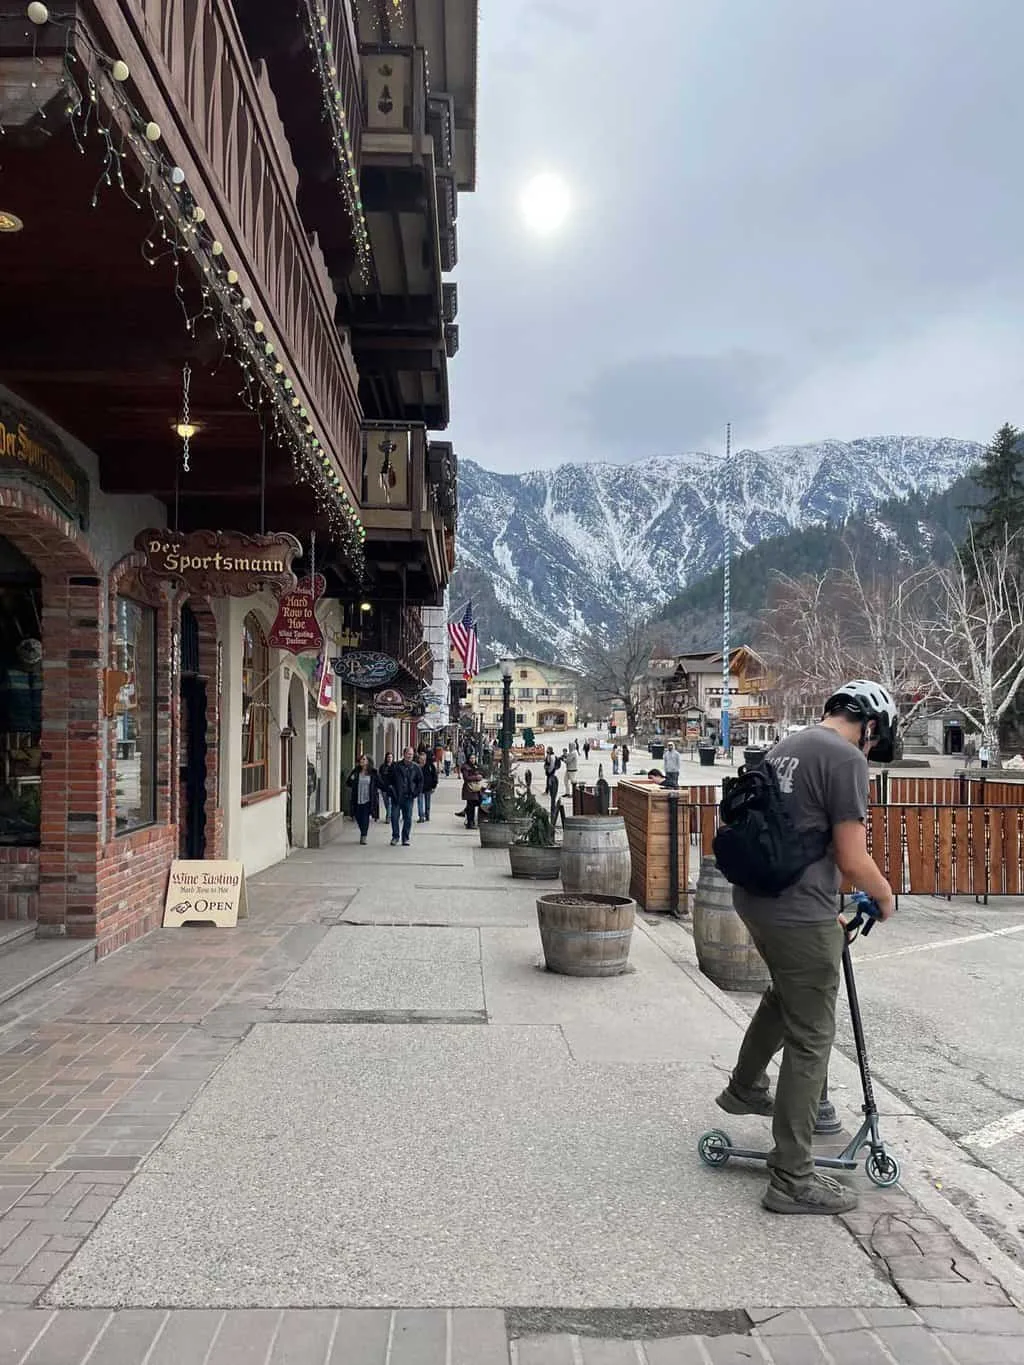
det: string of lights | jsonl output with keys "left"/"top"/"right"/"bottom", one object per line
{"left": 298, "top": 0, "right": 373, "bottom": 284}
{"left": 17, "top": 2, "right": 367, "bottom": 576}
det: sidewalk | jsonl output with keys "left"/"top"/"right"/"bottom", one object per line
{"left": 0, "top": 778, "right": 1021, "bottom": 1362}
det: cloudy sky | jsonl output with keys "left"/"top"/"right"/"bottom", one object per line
{"left": 447, "top": 0, "right": 1024, "bottom": 472}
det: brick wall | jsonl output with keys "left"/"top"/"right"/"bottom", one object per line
{"left": 0, "top": 847, "right": 39, "bottom": 921}
{"left": 0, "top": 500, "right": 229, "bottom": 951}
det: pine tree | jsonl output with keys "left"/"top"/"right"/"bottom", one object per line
{"left": 967, "top": 423, "right": 1024, "bottom": 550}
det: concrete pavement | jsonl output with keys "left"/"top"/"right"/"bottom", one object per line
{"left": 0, "top": 774, "right": 1020, "bottom": 1360}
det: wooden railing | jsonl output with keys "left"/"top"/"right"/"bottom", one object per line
{"left": 103, "top": 0, "right": 363, "bottom": 495}
{"left": 685, "top": 800, "right": 1024, "bottom": 903}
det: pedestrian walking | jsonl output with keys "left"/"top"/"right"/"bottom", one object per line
{"left": 443, "top": 745, "right": 453, "bottom": 777}
{"left": 980, "top": 742, "right": 991, "bottom": 769}
{"left": 621, "top": 742, "right": 630, "bottom": 774}
{"left": 714, "top": 679, "right": 898, "bottom": 1215}
{"left": 611, "top": 744, "right": 620, "bottom": 775}
{"left": 345, "top": 755, "right": 380, "bottom": 844}
{"left": 388, "top": 748, "right": 424, "bottom": 847}
{"left": 378, "top": 750, "right": 396, "bottom": 822}
{"left": 583, "top": 740, "right": 590, "bottom": 760}
{"left": 564, "top": 743, "right": 579, "bottom": 792}
{"left": 544, "top": 747, "right": 561, "bottom": 820}
{"left": 662, "top": 741, "right": 681, "bottom": 788}
{"left": 417, "top": 751, "right": 438, "bottom": 822}
{"left": 461, "top": 756, "right": 485, "bottom": 829}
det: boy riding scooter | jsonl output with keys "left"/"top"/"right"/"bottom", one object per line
{"left": 711, "top": 680, "right": 899, "bottom": 1215}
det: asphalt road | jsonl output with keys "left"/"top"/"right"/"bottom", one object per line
{"left": 834, "top": 891, "right": 1024, "bottom": 1201}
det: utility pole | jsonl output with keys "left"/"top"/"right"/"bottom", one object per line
{"left": 721, "top": 422, "right": 732, "bottom": 755}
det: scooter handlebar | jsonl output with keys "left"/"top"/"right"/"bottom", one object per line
{"left": 847, "top": 891, "right": 882, "bottom": 938}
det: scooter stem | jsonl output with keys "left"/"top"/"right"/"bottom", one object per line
{"left": 841, "top": 941, "right": 877, "bottom": 1116}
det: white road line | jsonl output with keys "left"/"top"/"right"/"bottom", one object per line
{"left": 861, "top": 923, "right": 1024, "bottom": 962}
{"left": 962, "top": 1107, "right": 1024, "bottom": 1150}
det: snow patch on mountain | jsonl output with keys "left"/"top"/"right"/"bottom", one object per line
{"left": 453, "top": 436, "right": 984, "bottom": 660}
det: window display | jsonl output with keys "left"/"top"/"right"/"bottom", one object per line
{"left": 0, "top": 581, "right": 42, "bottom": 846}
{"left": 242, "top": 613, "right": 269, "bottom": 797}
{"left": 114, "top": 598, "right": 156, "bottom": 832}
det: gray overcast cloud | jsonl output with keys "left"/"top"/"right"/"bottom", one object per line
{"left": 447, "top": 0, "right": 1024, "bottom": 471}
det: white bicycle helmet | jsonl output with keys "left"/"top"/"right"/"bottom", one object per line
{"left": 823, "top": 680, "right": 899, "bottom": 763}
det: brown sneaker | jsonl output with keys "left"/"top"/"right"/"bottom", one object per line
{"left": 762, "top": 1173, "right": 858, "bottom": 1215}
{"left": 716, "top": 1083, "right": 774, "bottom": 1118}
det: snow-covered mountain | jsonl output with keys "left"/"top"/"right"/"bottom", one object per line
{"left": 452, "top": 436, "right": 984, "bottom": 661}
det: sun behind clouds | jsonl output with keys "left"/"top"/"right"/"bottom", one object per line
{"left": 519, "top": 172, "right": 571, "bottom": 235}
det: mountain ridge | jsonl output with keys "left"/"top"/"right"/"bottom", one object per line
{"left": 452, "top": 436, "right": 986, "bottom": 662}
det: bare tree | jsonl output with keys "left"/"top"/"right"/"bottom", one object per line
{"left": 756, "top": 554, "right": 939, "bottom": 730}
{"left": 580, "top": 621, "right": 657, "bottom": 737}
{"left": 756, "top": 572, "right": 855, "bottom": 725}
{"left": 897, "top": 532, "right": 1024, "bottom": 765}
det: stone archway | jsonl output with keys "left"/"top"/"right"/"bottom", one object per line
{"left": 0, "top": 490, "right": 102, "bottom": 935}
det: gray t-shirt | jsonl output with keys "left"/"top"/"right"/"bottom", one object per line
{"left": 733, "top": 726, "right": 869, "bottom": 926}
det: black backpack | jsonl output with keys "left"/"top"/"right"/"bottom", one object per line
{"left": 712, "top": 762, "right": 828, "bottom": 897}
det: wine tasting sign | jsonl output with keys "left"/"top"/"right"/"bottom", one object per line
{"left": 268, "top": 574, "right": 325, "bottom": 655}
{"left": 136, "top": 529, "right": 302, "bottom": 597}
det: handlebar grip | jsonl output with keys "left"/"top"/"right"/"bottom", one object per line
{"left": 851, "top": 891, "right": 881, "bottom": 936}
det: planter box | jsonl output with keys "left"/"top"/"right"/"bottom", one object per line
{"left": 509, "top": 843, "right": 562, "bottom": 880}
{"left": 307, "top": 812, "right": 345, "bottom": 849}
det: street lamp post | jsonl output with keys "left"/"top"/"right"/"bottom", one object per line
{"left": 499, "top": 658, "right": 514, "bottom": 770}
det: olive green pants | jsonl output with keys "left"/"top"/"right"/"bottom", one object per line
{"left": 730, "top": 916, "right": 845, "bottom": 1191}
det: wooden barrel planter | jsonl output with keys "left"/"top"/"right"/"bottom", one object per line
{"left": 692, "top": 857, "right": 771, "bottom": 992}
{"left": 509, "top": 843, "right": 562, "bottom": 880}
{"left": 479, "top": 821, "right": 514, "bottom": 849}
{"left": 536, "top": 893, "right": 636, "bottom": 976}
{"left": 561, "top": 816, "right": 631, "bottom": 898}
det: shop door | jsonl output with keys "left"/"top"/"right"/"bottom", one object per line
{"left": 282, "top": 697, "right": 294, "bottom": 845}
{"left": 179, "top": 605, "right": 207, "bottom": 860}
{"left": 179, "top": 676, "right": 208, "bottom": 859}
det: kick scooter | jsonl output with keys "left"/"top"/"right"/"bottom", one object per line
{"left": 697, "top": 893, "right": 901, "bottom": 1188}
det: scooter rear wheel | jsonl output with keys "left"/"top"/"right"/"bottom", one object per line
{"left": 865, "top": 1150, "right": 901, "bottom": 1187}
{"left": 698, "top": 1129, "right": 733, "bottom": 1167}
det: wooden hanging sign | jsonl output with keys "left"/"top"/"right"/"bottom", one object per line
{"left": 162, "top": 860, "right": 249, "bottom": 928}
{"left": 268, "top": 574, "right": 325, "bottom": 655}
{"left": 135, "top": 529, "right": 301, "bottom": 598}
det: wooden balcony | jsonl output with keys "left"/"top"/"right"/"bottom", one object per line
{"left": 359, "top": 423, "right": 452, "bottom": 604}
{"left": 361, "top": 605, "right": 433, "bottom": 686}
{"left": 233, "top": 0, "right": 368, "bottom": 289}
{"left": 736, "top": 706, "right": 775, "bottom": 722}
{"left": 0, "top": 0, "right": 363, "bottom": 539}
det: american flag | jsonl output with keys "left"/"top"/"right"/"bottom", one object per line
{"left": 448, "top": 601, "right": 479, "bottom": 681}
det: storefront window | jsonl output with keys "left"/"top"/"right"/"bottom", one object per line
{"left": 114, "top": 598, "right": 156, "bottom": 832}
{"left": 0, "top": 569, "right": 43, "bottom": 847}
{"left": 242, "top": 613, "right": 269, "bottom": 797}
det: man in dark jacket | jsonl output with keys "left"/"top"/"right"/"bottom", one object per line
{"left": 388, "top": 747, "right": 424, "bottom": 847}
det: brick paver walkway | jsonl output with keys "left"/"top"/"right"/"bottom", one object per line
{"left": 0, "top": 850, "right": 1020, "bottom": 1361}
{"left": 1, "top": 1304, "right": 1023, "bottom": 1363}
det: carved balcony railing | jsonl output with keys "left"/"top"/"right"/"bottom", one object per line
{"left": 99, "top": 0, "right": 363, "bottom": 497}
{"left": 364, "top": 606, "right": 433, "bottom": 685}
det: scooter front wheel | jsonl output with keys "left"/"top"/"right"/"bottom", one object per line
{"left": 698, "top": 1129, "right": 733, "bottom": 1167}
{"left": 865, "top": 1150, "right": 901, "bottom": 1187}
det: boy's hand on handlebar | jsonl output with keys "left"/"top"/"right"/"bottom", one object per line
{"left": 875, "top": 892, "right": 895, "bottom": 921}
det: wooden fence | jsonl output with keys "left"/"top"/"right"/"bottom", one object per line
{"left": 869, "top": 775, "right": 1024, "bottom": 805}
{"left": 681, "top": 801, "right": 1024, "bottom": 903}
